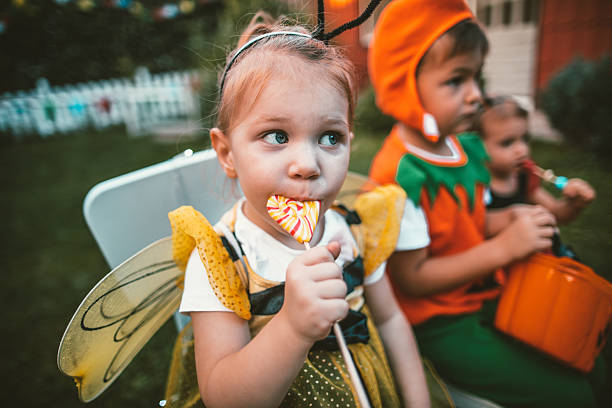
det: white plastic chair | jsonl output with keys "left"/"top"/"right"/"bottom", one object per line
{"left": 83, "top": 148, "right": 238, "bottom": 268}
{"left": 83, "top": 148, "right": 237, "bottom": 329}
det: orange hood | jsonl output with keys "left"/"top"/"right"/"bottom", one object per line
{"left": 368, "top": 0, "right": 475, "bottom": 142}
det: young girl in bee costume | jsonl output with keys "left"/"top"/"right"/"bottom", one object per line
{"left": 162, "top": 6, "right": 453, "bottom": 408}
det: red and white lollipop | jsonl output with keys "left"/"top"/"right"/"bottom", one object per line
{"left": 266, "top": 195, "right": 321, "bottom": 246}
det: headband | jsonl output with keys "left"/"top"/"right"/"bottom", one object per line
{"left": 218, "top": 31, "right": 312, "bottom": 97}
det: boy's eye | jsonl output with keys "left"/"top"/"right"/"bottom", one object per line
{"left": 263, "top": 131, "right": 289, "bottom": 145}
{"left": 446, "top": 76, "right": 463, "bottom": 87}
{"left": 500, "top": 138, "right": 514, "bottom": 148}
{"left": 319, "top": 132, "right": 340, "bottom": 146}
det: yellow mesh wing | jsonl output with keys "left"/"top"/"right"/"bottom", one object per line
{"left": 57, "top": 237, "right": 182, "bottom": 403}
{"left": 353, "top": 185, "right": 406, "bottom": 276}
{"left": 164, "top": 323, "right": 202, "bottom": 408}
{"left": 168, "top": 206, "right": 251, "bottom": 320}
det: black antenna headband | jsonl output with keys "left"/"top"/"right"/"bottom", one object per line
{"left": 218, "top": 0, "right": 383, "bottom": 97}
{"left": 313, "top": 0, "right": 382, "bottom": 42}
{"left": 218, "top": 31, "right": 311, "bottom": 97}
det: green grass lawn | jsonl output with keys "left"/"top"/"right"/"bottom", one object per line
{"left": 2, "top": 126, "right": 610, "bottom": 406}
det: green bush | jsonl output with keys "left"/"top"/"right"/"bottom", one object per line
{"left": 354, "top": 85, "right": 396, "bottom": 136}
{"left": 539, "top": 55, "right": 612, "bottom": 155}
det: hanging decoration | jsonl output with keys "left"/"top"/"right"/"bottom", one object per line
{"left": 44, "top": 99, "right": 57, "bottom": 121}
{"left": 96, "top": 97, "right": 112, "bottom": 114}
{"left": 0, "top": 0, "right": 206, "bottom": 35}
{"left": 69, "top": 99, "right": 86, "bottom": 117}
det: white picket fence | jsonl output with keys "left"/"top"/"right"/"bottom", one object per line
{"left": 0, "top": 67, "right": 202, "bottom": 139}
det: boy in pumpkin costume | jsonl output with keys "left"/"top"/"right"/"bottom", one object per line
{"left": 367, "top": 0, "right": 605, "bottom": 406}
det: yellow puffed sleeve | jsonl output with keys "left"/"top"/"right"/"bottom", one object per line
{"left": 168, "top": 206, "right": 251, "bottom": 320}
{"left": 353, "top": 185, "right": 406, "bottom": 277}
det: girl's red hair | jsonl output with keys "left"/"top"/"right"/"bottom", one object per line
{"left": 216, "top": 12, "right": 357, "bottom": 133}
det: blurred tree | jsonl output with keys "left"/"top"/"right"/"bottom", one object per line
{"left": 0, "top": 0, "right": 292, "bottom": 93}
{"left": 354, "top": 85, "right": 395, "bottom": 136}
{"left": 539, "top": 55, "right": 612, "bottom": 157}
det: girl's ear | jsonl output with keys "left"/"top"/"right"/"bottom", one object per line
{"left": 210, "top": 127, "right": 237, "bottom": 178}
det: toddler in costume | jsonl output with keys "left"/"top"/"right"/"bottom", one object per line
{"left": 367, "top": 0, "right": 605, "bottom": 406}
{"left": 477, "top": 95, "right": 596, "bottom": 223}
{"left": 164, "top": 11, "right": 444, "bottom": 408}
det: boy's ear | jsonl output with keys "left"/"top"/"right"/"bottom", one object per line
{"left": 210, "top": 127, "right": 237, "bottom": 178}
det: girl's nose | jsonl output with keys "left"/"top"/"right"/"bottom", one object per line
{"left": 517, "top": 139, "right": 530, "bottom": 158}
{"left": 288, "top": 143, "right": 320, "bottom": 180}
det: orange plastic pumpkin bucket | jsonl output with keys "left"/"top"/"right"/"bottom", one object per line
{"left": 495, "top": 253, "right": 612, "bottom": 372}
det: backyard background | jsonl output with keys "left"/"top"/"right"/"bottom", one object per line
{"left": 1, "top": 0, "right": 611, "bottom": 407}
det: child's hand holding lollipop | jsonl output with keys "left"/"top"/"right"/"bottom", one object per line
{"left": 531, "top": 165, "right": 596, "bottom": 209}
{"left": 267, "top": 195, "right": 372, "bottom": 408}
{"left": 561, "top": 178, "right": 596, "bottom": 208}
{"left": 282, "top": 240, "right": 348, "bottom": 342}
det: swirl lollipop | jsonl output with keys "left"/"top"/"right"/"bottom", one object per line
{"left": 267, "top": 195, "right": 371, "bottom": 408}
{"left": 266, "top": 196, "right": 320, "bottom": 246}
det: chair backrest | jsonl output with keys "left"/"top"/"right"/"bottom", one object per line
{"left": 84, "top": 146, "right": 371, "bottom": 270}
{"left": 83, "top": 148, "right": 237, "bottom": 269}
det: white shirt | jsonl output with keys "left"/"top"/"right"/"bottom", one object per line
{"left": 180, "top": 199, "right": 429, "bottom": 313}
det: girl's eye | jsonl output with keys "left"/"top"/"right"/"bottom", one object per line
{"left": 262, "top": 131, "right": 288, "bottom": 145}
{"left": 500, "top": 138, "right": 514, "bottom": 148}
{"left": 319, "top": 132, "right": 340, "bottom": 146}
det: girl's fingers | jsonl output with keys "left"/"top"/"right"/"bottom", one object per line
{"left": 326, "top": 241, "right": 341, "bottom": 259}
{"left": 315, "top": 279, "right": 347, "bottom": 299}
{"left": 321, "top": 299, "right": 350, "bottom": 322}
{"left": 301, "top": 245, "right": 339, "bottom": 266}
{"left": 307, "top": 263, "right": 343, "bottom": 282}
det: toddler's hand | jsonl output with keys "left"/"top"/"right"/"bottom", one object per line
{"left": 562, "top": 178, "right": 596, "bottom": 207}
{"left": 508, "top": 204, "right": 536, "bottom": 220}
{"left": 280, "top": 241, "right": 348, "bottom": 343}
{"left": 498, "top": 205, "right": 555, "bottom": 263}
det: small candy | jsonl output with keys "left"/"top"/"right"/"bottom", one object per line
{"left": 554, "top": 176, "right": 568, "bottom": 190}
{"left": 532, "top": 164, "right": 568, "bottom": 191}
{"left": 267, "top": 195, "right": 321, "bottom": 244}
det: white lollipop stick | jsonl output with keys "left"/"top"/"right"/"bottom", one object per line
{"left": 533, "top": 165, "right": 568, "bottom": 190}
{"left": 269, "top": 196, "right": 371, "bottom": 408}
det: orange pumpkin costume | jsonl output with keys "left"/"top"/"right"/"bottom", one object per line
{"left": 369, "top": 126, "right": 503, "bottom": 325}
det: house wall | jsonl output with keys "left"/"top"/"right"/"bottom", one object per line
{"left": 536, "top": 0, "right": 612, "bottom": 90}
{"left": 286, "top": 0, "right": 373, "bottom": 88}
{"left": 475, "top": 0, "right": 539, "bottom": 100}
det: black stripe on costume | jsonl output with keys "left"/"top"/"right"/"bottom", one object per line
{"left": 311, "top": 310, "right": 370, "bottom": 350}
{"left": 220, "top": 236, "right": 239, "bottom": 262}
{"left": 249, "top": 283, "right": 285, "bottom": 315}
{"left": 332, "top": 203, "right": 362, "bottom": 225}
{"left": 343, "top": 256, "right": 364, "bottom": 294}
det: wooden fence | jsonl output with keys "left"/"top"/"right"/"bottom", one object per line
{"left": 0, "top": 67, "right": 202, "bottom": 139}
